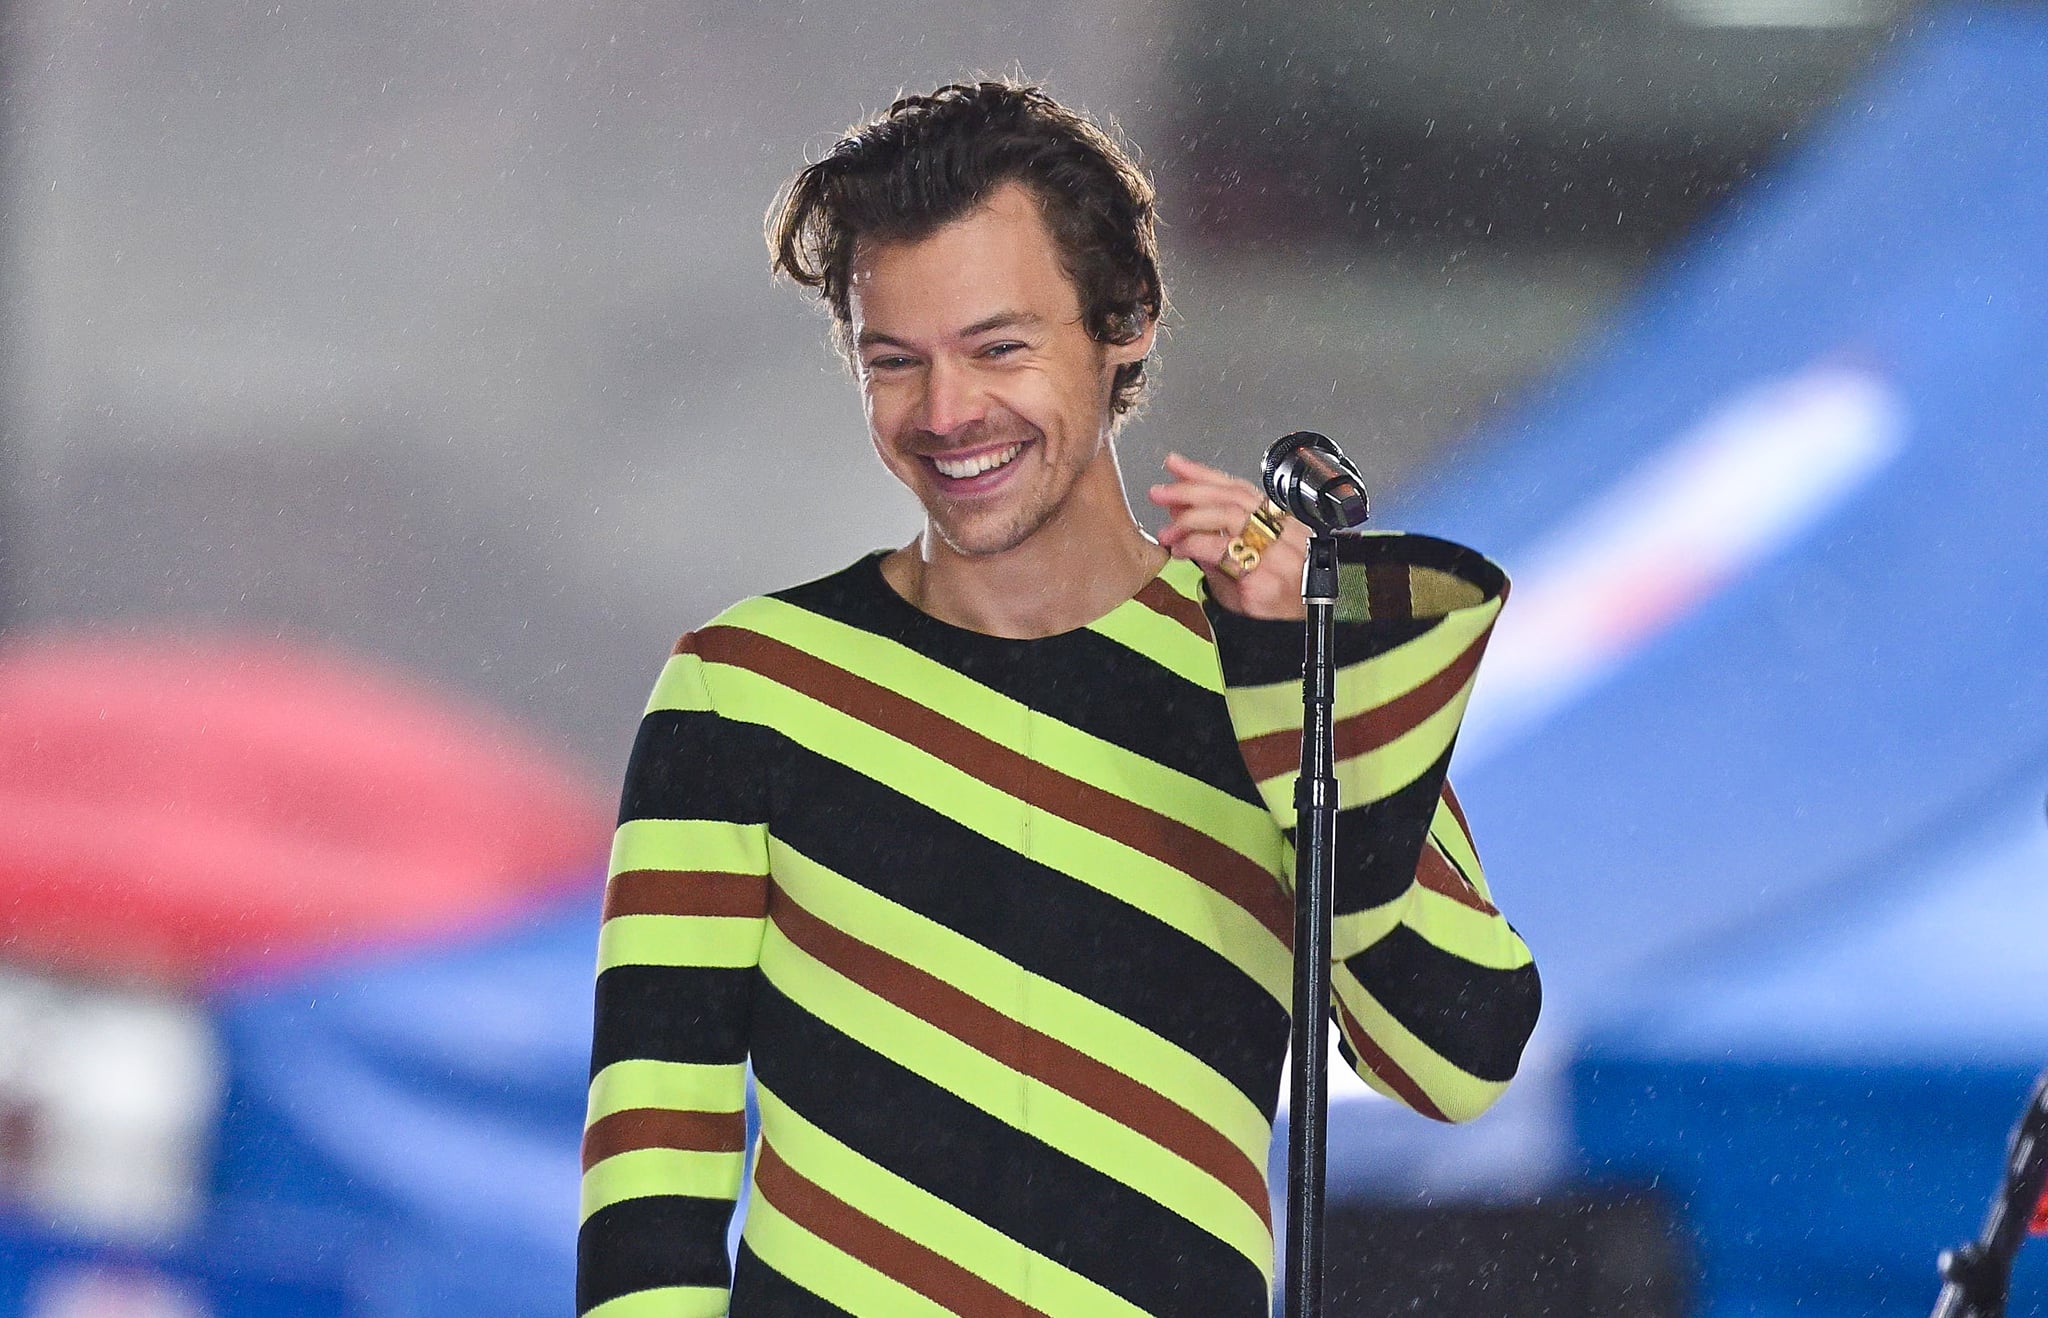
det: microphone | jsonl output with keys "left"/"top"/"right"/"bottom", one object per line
{"left": 1262, "top": 432, "right": 1371, "bottom": 532}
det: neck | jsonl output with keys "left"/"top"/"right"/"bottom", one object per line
{"left": 883, "top": 452, "right": 1167, "bottom": 639}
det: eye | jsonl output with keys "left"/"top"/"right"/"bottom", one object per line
{"left": 863, "top": 354, "right": 917, "bottom": 374}
{"left": 981, "top": 340, "right": 1028, "bottom": 360}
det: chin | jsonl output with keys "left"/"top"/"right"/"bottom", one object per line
{"left": 929, "top": 508, "right": 1045, "bottom": 559}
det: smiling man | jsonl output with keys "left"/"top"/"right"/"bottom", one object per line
{"left": 576, "top": 81, "right": 1540, "bottom": 1318}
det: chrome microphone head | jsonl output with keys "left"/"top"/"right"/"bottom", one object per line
{"left": 1262, "top": 431, "right": 1371, "bottom": 531}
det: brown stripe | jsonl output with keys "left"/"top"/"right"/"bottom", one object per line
{"left": 1415, "top": 840, "right": 1498, "bottom": 916}
{"left": 1237, "top": 627, "right": 1491, "bottom": 785}
{"left": 771, "top": 888, "right": 1274, "bottom": 1227}
{"left": 753, "top": 1139, "right": 1045, "bottom": 1317}
{"left": 698, "top": 625, "right": 1291, "bottom": 945}
{"left": 604, "top": 869, "right": 769, "bottom": 921}
{"left": 1364, "top": 562, "right": 1413, "bottom": 623}
{"left": 1332, "top": 997, "right": 1448, "bottom": 1124}
{"left": 1131, "top": 576, "right": 1214, "bottom": 642}
{"left": 1439, "top": 779, "right": 1474, "bottom": 842}
{"left": 582, "top": 1107, "right": 747, "bottom": 1172}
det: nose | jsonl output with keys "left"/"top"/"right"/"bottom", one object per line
{"left": 919, "top": 356, "right": 988, "bottom": 439}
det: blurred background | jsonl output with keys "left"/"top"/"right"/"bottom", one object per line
{"left": 2, "top": 0, "right": 2045, "bottom": 1314}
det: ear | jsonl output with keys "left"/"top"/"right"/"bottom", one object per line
{"left": 1105, "top": 313, "right": 1157, "bottom": 367}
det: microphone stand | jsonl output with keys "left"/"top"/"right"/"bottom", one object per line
{"left": 1284, "top": 531, "right": 1341, "bottom": 1318}
{"left": 1931, "top": 1068, "right": 2048, "bottom": 1318}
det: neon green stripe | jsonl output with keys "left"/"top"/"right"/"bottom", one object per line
{"left": 769, "top": 842, "right": 1272, "bottom": 1170}
{"left": 582, "top": 1286, "right": 730, "bottom": 1318}
{"left": 1252, "top": 672, "right": 1475, "bottom": 816}
{"left": 611, "top": 818, "right": 767, "bottom": 878}
{"left": 1430, "top": 802, "right": 1493, "bottom": 902}
{"left": 722, "top": 670, "right": 1290, "bottom": 1004}
{"left": 1226, "top": 600, "right": 1498, "bottom": 739}
{"left": 597, "top": 913, "right": 764, "bottom": 974}
{"left": 755, "top": 1082, "right": 1159, "bottom": 1317}
{"left": 1086, "top": 600, "right": 1223, "bottom": 693}
{"left": 580, "top": 1147, "right": 745, "bottom": 1223}
{"left": 644, "top": 651, "right": 714, "bottom": 715}
{"left": 716, "top": 601, "right": 1271, "bottom": 860}
{"left": 1332, "top": 885, "right": 1533, "bottom": 972}
{"left": 586, "top": 1059, "right": 746, "bottom": 1124}
{"left": 742, "top": 1185, "right": 957, "bottom": 1318}
{"left": 1330, "top": 901, "right": 1405, "bottom": 962}
{"left": 1402, "top": 887, "right": 1533, "bottom": 972}
{"left": 1331, "top": 962, "right": 1509, "bottom": 1123}
{"left": 761, "top": 926, "right": 1274, "bottom": 1275}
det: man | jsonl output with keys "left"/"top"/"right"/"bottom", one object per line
{"left": 578, "top": 80, "right": 1539, "bottom": 1318}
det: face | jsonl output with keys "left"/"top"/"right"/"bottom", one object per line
{"left": 847, "top": 181, "right": 1154, "bottom": 559}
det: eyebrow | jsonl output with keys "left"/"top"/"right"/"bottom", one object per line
{"left": 855, "top": 311, "right": 1045, "bottom": 352}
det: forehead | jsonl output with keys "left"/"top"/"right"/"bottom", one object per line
{"left": 848, "top": 182, "right": 1082, "bottom": 334}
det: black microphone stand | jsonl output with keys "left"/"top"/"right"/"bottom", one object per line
{"left": 1930, "top": 1068, "right": 2048, "bottom": 1317}
{"left": 1285, "top": 530, "right": 1341, "bottom": 1318}
{"left": 1263, "top": 432, "right": 1371, "bottom": 1318}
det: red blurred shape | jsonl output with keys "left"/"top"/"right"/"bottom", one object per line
{"left": 0, "top": 630, "right": 611, "bottom": 987}
{"left": 2033, "top": 1181, "right": 2048, "bottom": 1237}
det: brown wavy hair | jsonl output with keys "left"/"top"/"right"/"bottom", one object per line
{"left": 767, "top": 79, "right": 1165, "bottom": 417}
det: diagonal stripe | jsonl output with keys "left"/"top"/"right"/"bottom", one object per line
{"left": 604, "top": 870, "right": 768, "bottom": 920}
{"left": 698, "top": 624, "right": 1292, "bottom": 944}
{"left": 586, "top": 1060, "right": 747, "bottom": 1125}
{"left": 583, "top": 1286, "right": 730, "bottom": 1318}
{"left": 1331, "top": 996, "right": 1447, "bottom": 1123}
{"left": 580, "top": 1147, "right": 745, "bottom": 1223}
{"left": 755, "top": 1081, "right": 1157, "bottom": 1318}
{"left": 760, "top": 925, "right": 1274, "bottom": 1272}
{"left": 754, "top": 1139, "right": 1046, "bottom": 1318}
{"left": 1415, "top": 839, "right": 1498, "bottom": 916}
{"left": 1239, "top": 627, "right": 1490, "bottom": 782}
{"left": 583, "top": 1108, "right": 748, "bottom": 1171}
{"left": 1226, "top": 596, "right": 1500, "bottom": 740}
{"left": 611, "top": 819, "right": 767, "bottom": 881}
{"left": 1365, "top": 561, "right": 1414, "bottom": 621}
{"left": 768, "top": 840, "right": 1274, "bottom": 1171}
{"left": 644, "top": 651, "right": 715, "bottom": 715}
{"left": 1131, "top": 573, "right": 1214, "bottom": 641}
{"left": 597, "top": 914, "right": 762, "bottom": 973}
{"left": 705, "top": 599, "right": 1272, "bottom": 857}
{"left": 768, "top": 885, "right": 1273, "bottom": 1226}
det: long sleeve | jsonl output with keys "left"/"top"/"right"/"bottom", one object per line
{"left": 578, "top": 634, "right": 772, "bottom": 1317}
{"left": 1208, "top": 532, "right": 1540, "bottom": 1125}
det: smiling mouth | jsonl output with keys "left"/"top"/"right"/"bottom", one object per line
{"left": 929, "top": 442, "right": 1024, "bottom": 480}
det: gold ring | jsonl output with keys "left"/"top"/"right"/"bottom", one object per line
{"left": 1223, "top": 499, "right": 1289, "bottom": 576}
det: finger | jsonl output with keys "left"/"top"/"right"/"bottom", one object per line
{"left": 1146, "top": 479, "right": 1264, "bottom": 514}
{"left": 1162, "top": 451, "right": 1254, "bottom": 491}
{"left": 1163, "top": 527, "right": 1236, "bottom": 570}
{"left": 1164, "top": 503, "right": 1266, "bottom": 536}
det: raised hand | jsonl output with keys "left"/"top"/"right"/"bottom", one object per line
{"left": 1147, "top": 451, "right": 1308, "bottom": 621}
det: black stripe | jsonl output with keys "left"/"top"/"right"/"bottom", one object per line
{"left": 751, "top": 983, "right": 1273, "bottom": 1318}
{"left": 590, "top": 964, "right": 756, "bottom": 1076}
{"left": 768, "top": 742, "right": 1290, "bottom": 1113}
{"left": 619, "top": 708, "right": 776, "bottom": 826}
{"left": 1330, "top": 745, "right": 1454, "bottom": 915}
{"left": 1342, "top": 924, "right": 1541, "bottom": 1084}
{"left": 1204, "top": 600, "right": 1439, "bottom": 689}
{"left": 731, "top": 1240, "right": 853, "bottom": 1316}
{"left": 576, "top": 1194, "right": 735, "bottom": 1313}
{"left": 770, "top": 556, "right": 1266, "bottom": 803}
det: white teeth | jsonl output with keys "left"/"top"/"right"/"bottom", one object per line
{"left": 932, "top": 442, "right": 1023, "bottom": 479}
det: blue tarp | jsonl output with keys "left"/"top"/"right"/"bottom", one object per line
{"left": 1378, "top": 6, "right": 2048, "bottom": 1313}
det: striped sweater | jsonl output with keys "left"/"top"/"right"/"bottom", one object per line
{"left": 578, "top": 533, "right": 1540, "bottom": 1318}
